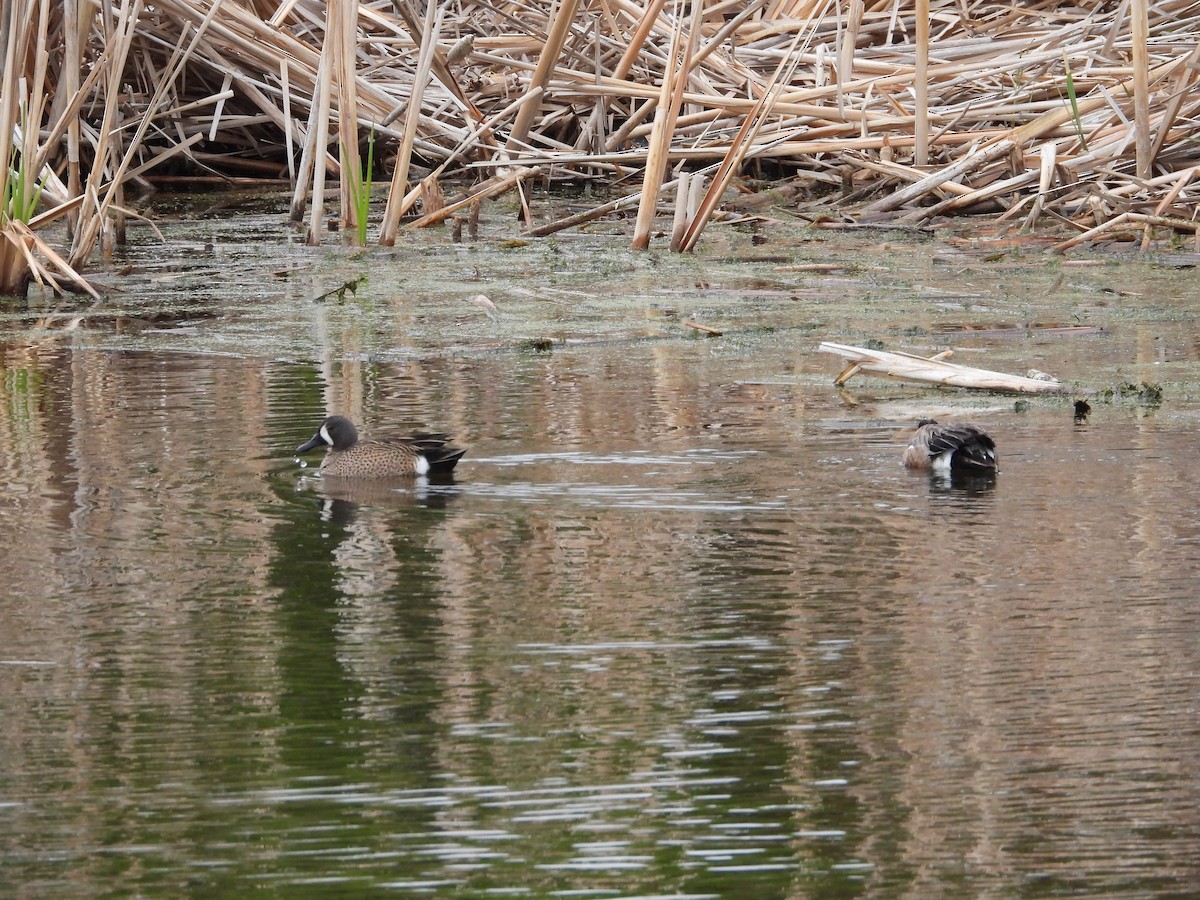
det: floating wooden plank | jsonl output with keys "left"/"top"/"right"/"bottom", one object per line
{"left": 819, "top": 342, "right": 1065, "bottom": 394}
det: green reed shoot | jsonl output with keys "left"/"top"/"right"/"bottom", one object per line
{"left": 3, "top": 102, "right": 46, "bottom": 225}
{"left": 1063, "top": 56, "right": 1088, "bottom": 151}
{"left": 342, "top": 127, "right": 376, "bottom": 245}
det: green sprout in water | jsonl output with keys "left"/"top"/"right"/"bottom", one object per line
{"left": 341, "top": 126, "right": 376, "bottom": 246}
{"left": 3, "top": 102, "right": 47, "bottom": 226}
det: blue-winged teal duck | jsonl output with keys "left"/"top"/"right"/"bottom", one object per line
{"left": 296, "top": 415, "right": 466, "bottom": 478}
{"left": 903, "top": 419, "right": 997, "bottom": 475}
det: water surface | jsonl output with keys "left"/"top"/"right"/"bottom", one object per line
{"left": 1, "top": 198, "right": 1198, "bottom": 896}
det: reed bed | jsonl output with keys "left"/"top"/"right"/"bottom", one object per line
{"left": 4, "top": 0, "right": 1200, "bottom": 293}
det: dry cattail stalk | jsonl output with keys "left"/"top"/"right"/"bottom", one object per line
{"left": 3, "top": 0, "right": 1200, "bottom": 293}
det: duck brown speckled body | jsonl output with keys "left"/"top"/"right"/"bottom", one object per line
{"left": 902, "top": 419, "right": 997, "bottom": 475}
{"left": 296, "top": 415, "right": 466, "bottom": 478}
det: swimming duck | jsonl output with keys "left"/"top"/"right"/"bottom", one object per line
{"left": 902, "top": 419, "right": 997, "bottom": 475}
{"left": 296, "top": 415, "right": 466, "bottom": 478}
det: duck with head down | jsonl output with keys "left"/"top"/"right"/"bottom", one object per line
{"left": 296, "top": 415, "right": 466, "bottom": 478}
{"left": 902, "top": 419, "right": 997, "bottom": 475}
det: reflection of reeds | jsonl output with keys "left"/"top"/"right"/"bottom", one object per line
{"left": 3, "top": 0, "right": 1200, "bottom": 288}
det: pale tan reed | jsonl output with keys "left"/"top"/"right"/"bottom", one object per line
{"left": 3, "top": 0, "right": 1200, "bottom": 296}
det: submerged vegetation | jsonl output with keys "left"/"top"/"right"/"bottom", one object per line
{"left": 2, "top": 0, "right": 1200, "bottom": 294}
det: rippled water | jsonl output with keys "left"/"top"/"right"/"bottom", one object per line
{"left": 2, "top": 202, "right": 1200, "bottom": 895}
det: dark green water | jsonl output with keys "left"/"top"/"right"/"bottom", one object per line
{"left": 2, "top": 197, "right": 1199, "bottom": 895}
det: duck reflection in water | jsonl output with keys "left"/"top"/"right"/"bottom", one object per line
{"left": 927, "top": 470, "right": 997, "bottom": 494}
{"left": 295, "top": 468, "right": 460, "bottom": 524}
{"left": 314, "top": 488, "right": 456, "bottom": 525}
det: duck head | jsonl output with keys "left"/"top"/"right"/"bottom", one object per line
{"left": 297, "top": 415, "right": 359, "bottom": 454}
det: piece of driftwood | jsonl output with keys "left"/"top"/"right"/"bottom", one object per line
{"left": 683, "top": 320, "right": 722, "bottom": 336}
{"left": 819, "top": 342, "right": 1065, "bottom": 394}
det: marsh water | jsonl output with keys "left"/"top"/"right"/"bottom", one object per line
{"left": 2, "top": 195, "right": 1200, "bottom": 896}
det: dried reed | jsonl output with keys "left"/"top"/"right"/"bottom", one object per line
{"left": 4, "top": 0, "right": 1200, "bottom": 295}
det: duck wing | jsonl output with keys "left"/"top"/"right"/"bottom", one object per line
{"left": 386, "top": 433, "right": 467, "bottom": 473}
{"left": 927, "top": 423, "right": 996, "bottom": 472}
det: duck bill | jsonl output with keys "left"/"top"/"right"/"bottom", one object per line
{"left": 296, "top": 433, "right": 325, "bottom": 454}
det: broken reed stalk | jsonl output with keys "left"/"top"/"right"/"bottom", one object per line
{"left": 304, "top": 0, "right": 337, "bottom": 244}
{"left": 386, "top": 0, "right": 490, "bottom": 143}
{"left": 289, "top": 38, "right": 326, "bottom": 225}
{"left": 62, "top": 0, "right": 84, "bottom": 236}
{"left": 0, "top": 0, "right": 59, "bottom": 295}
{"left": 386, "top": 87, "right": 545, "bottom": 232}
{"left": 336, "top": 0, "right": 361, "bottom": 233}
{"left": 675, "top": 26, "right": 806, "bottom": 252}
{"left": 913, "top": 0, "right": 929, "bottom": 167}
{"left": 670, "top": 170, "right": 690, "bottom": 249}
{"left": 379, "top": 0, "right": 440, "bottom": 246}
{"left": 0, "top": 0, "right": 23, "bottom": 289}
{"left": 4, "top": 0, "right": 110, "bottom": 296}
{"left": 1131, "top": 0, "right": 1151, "bottom": 181}
{"left": 1050, "top": 211, "right": 1200, "bottom": 251}
{"left": 1024, "top": 142, "right": 1056, "bottom": 230}
{"left": 632, "top": 0, "right": 701, "bottom": 250}
{"left": 11, "top": 219, "right": 99, "bottom": 299}
{"left": 868, "top": 52, "right": 1188, "bottom": 220}
{"left": 593, "top": 0, "right": 668, "bottom": 153}
{"left": 838, "top": 0, "right": 862, "bottom": 113}
{"left": 24, "top": 2, "right": 49, "bottom": 199}
{"left": 1149, "top": 43, "right": 1200, "bottom": 165}
{"left": 70, "top": 0, "right": 212, "bottom": 271}
{"left": 524, "top": 184, "right": 647, "bottom": 237}
{"left": 505, "top": 0, "right": 583, "bottom": 153}
{"left": 280, "top": 58, "right": 296, "bottom": 187}
{"left": 408, "top": 165, "right": 547, "bottom": 229}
